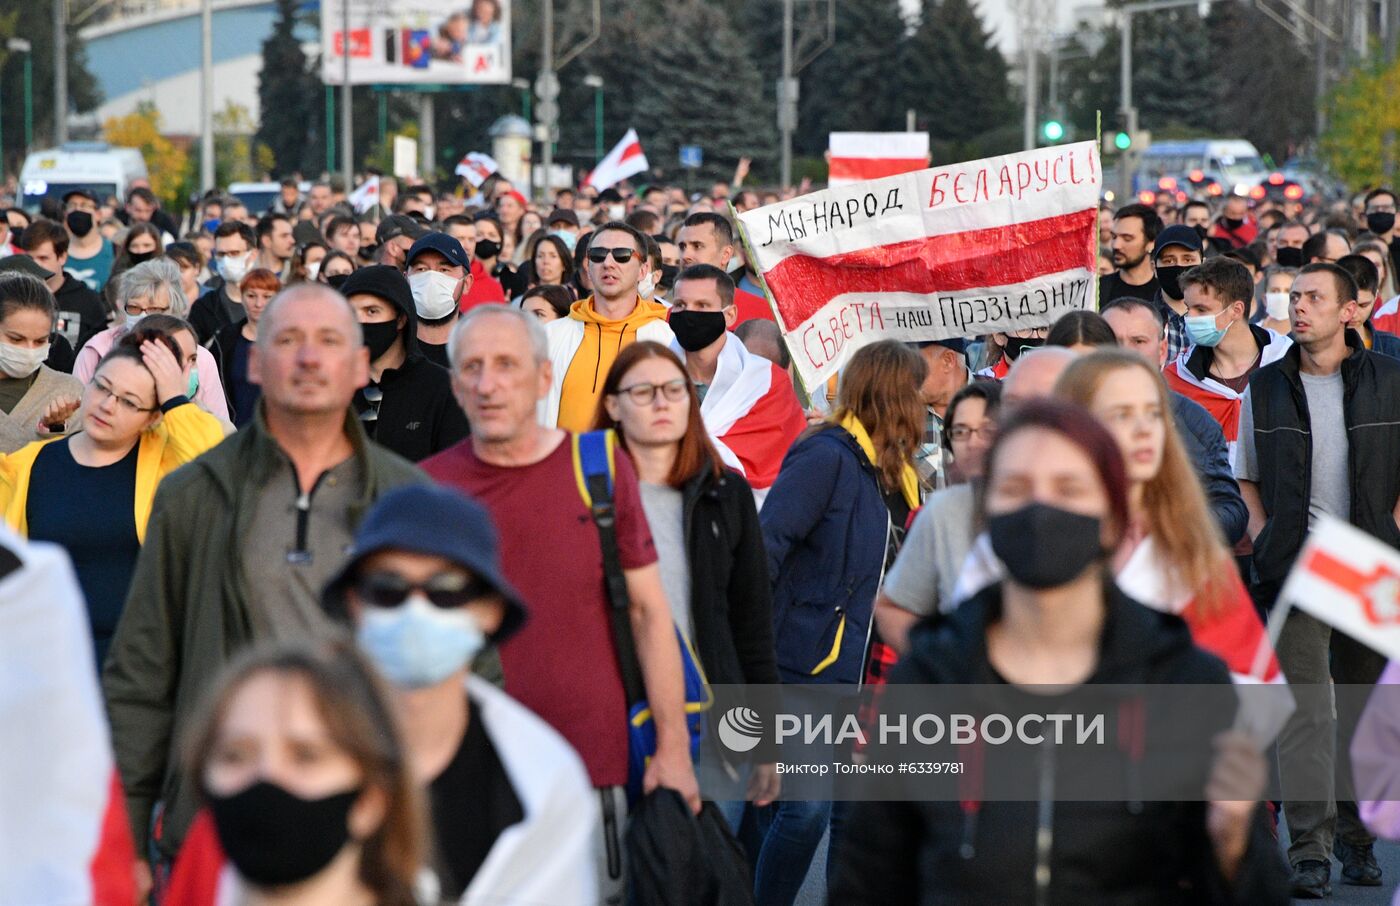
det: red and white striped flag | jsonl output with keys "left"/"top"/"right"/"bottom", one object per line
{"left": 0, "top": 529, "right": 136, "bottom": 905}
{"left": 1279, "top": 515, "right": 1400, "bottom": 661}
{"left": 456, "top": 151, "right": 499, "bottom": 188}
{"left": 828, "top": 132, "right": 930, "bottom": 186}
{"left": 348, "top": 175, "right": 380, "bottom": 214}
{"left": 738, "top": 142, "right": 1101, "bottom": 391}
{"left": 584, "top": 128, "right": 648, "bottom": 191}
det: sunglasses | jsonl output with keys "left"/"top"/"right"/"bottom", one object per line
{"left": 587, "top": 246, "right": 636, "bottom": 264}
{"left": 354, "top": 571, "right": 492, "bottom": 609}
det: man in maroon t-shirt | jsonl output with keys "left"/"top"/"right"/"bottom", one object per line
{"left": 422, "top": 304, "right": 699, "bottom": 904}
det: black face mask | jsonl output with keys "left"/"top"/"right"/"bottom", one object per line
{"left": 1367, "top": 212, "right": 1397, "bottom": 236}
{"left": 326, "top": 272, "right": 352, "bottom": 290}
{"left": 659, "top": 264, "right": 680, "bottom": 288}
{"left": 669, "top": 309, "right": 728, "bottom": 352}
{"left": 65, "top": 210, "right": 93, "bottom": 237}
{"left": 204, "top": 780, "right": 360, "bottom": 887}
{"left": 127, "top": 250, "right": 157, "bottom": 266}
{"left": 1220, "top": 216, "right": 1244, "bottom": 231}
{"left": 361, "top": 318, "right": 400, "bottom": 360}
{"left": 358, "top": 243, "right": 378, "bottom": 262}
{"left": 1191, "top": 224, "right": 1208, "bottom": 242}
{"left": 1274, "top": 246, "right": 1305, "bottom": 269}
{"left": 475, "top": 239, "right": 500, "bottom": 261}
{"left": 1003, "top": 335, "right": 1044, "bottom": 361}
{"left": 1155, "top": 264, "right": 1190, "bottom": 300}
{"left": 989, "top": 503, "right": 1104, "bottom": 590}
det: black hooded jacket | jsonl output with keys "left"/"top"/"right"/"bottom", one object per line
{"left": 830, "top": 581, "right": 1289, "bottom": 906}
{"left": 345, "top": 267, "right": 470, "bottom": 462}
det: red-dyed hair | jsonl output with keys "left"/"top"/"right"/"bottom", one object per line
{"left": 240, "top": 268, "right": 283, "bottom": 296}
{"left": 982, "top": 399, "right": 1131, "bottom": 545}
{"left": 592, "top": 341, "right": 724, "bottom": 488}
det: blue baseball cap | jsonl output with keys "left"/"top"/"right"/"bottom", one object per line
{"left": 406, "top": 232, "right": 471, "bottom": 270}
{"left": 1153, "top": 224, "right": 1203, "bottom": 261}
{"left": 322, "top": 485, "right": 527, "bottom": 642}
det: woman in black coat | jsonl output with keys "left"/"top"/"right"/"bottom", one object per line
{"left": 831, "top": 400, "right": 1288, "bottom": 906}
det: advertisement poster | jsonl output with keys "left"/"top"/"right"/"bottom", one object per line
{"left": 322, "top": 0, "right": 511, "bottom": 85}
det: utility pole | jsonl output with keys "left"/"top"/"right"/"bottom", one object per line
{"left": 536, "top": 0, "right": 598, "bottom": 201}
{"left": 420, "top": 95, "right": 435, "bottom": 180}
{"left": 200, "top": 0, "right": 213, "bottom": 191}
{"left": 1120, "top": 10, "right": 1134, "bottom": 201}
{"left": 341, "top": 0, "right": 353, "bottom": 191}
{"left": 1022, "top": 32, "right": 1038, "bottom": 150}
{"left": 780, "top": 0, "right": 794, "bottom": 189}
{"left": 53, "top": 0, "right": 66, "bottom": 144}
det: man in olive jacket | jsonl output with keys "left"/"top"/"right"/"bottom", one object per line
{"left": 101, "top": 285, "right": 425, "bottom": 883}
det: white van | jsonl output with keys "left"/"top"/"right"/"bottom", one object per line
{"left": 19, "top": 143, "right": 149, "bottom": 213}
{"left": 1138, "top": 139, "right": 1270, "bottom": 197}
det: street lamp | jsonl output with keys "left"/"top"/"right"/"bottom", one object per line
{"left": 583, "top": 74, "right": 603, "bottom": 163}
{"left": 1, "top": 38, "right": 32, "bottom": 172}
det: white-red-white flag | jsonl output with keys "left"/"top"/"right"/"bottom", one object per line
{"left": 827, "top": 132, "right": 930, "bottom": 187}
{"left": 737, "top": 142, "right": 1101, "bottom": 391}
{"left": 584, "top": 128, "right": 648, "bottom": 191}
{"left": 455, "top": 151, "right": 499, "bottom": 188}
{"left": 1278, "top": 515, "right": 1400, "bottom": 661}
{"left": 0, "top": 528, "right": 136, "bottom": 905}
{"left": 348, "top": 175, "right": 380, "bottom": 214}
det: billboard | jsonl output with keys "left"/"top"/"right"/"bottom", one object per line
{"left": 322, "top": 0, "right": 511, "bottom": 85}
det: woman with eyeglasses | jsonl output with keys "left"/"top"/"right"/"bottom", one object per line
{"left": 592, "top": 342, "right": 782, "bottom": 823}
{"left": 75, "top": 258, "right": 233, "bottom": 426}
{"left": 0, "top": 327, "right": 223, "bottom": 664}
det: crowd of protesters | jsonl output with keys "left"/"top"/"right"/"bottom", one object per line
{"left": 5, "top": 166, "right": 1400, "bottom": 906}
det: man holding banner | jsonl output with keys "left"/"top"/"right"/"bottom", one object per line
{"left": 1235, "top": 262, "right": 1400, "bottom": 896}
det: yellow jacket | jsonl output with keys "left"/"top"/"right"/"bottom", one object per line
{"left": 0, "top": 401, "right": 225, "bottom": 542}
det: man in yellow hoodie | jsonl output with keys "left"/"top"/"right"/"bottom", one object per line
{"left": 542, "top": 221, "right": 674, "bottom": 431}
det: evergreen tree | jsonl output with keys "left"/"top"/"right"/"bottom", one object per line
{"left": 1204, "top": 1, "right": 1315, "bottom": 160}
{"left": 631, "top": 0, "right": 775, "bottom": 183}
{"left": 256, "top": 0, "right": 314, "bottom": 177}
{"left": 905, "top": 0, "right": 1014, "bottom": 158}
{"left": 0, "top": 0, "right": 101, "bottom": 169}
{"left": 794, "top": 0, "right": 910, "bottom": 155}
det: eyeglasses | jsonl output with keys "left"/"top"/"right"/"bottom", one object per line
{"left": 949, "top": 424, "right": 997, "bottom": 443}
{"left": 614, "top": 378, "right": 689, "bottom": 406}
{"left": 91, "top": 376, "right": 156, "bottom": 414}
{"left": 124, "top": 303, "right": 170, "bottom": 316}
{"left": 360, "top": 384, "right": 383, "bottom": 424}
{"left": 354, "top": 571, "right": 491, "bottom": 609}
{"left": 587, "top": 246, "right": 636, "bottom": 264}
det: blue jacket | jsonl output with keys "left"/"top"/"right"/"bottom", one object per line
{"left": 761, "top": 426, "right": 891, "bottom": 685}
{"left": 1372, "top": 328, "right": 1400, "bottom": 361}
{"left": 1169, "top": 391, "right": 1248, "bottom": 545}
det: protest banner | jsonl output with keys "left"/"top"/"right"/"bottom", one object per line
{"left": 736, "top": 142, "right": 1101, "bottom": 392}
{"left": 322, "top": 0, "right": 511, "bottom": 86}
{"left": 1276, "top": 515, "right": 1400, "bottom": 661}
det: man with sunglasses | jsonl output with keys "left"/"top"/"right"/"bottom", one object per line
{"left": 319, "top": 484, "right": 597, "bottom": 903}
{"left": 542, "top": 221, "right": 673, "bottom": 432}
{"left": 341, "top": 265, "right": 469, "bottom": 462}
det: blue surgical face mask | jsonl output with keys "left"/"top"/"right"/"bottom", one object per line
{"left": 355, "top": 596, "right": 485, "bottom": 689}
{"left": 1185, "top": 309, "right": 1236, "bottom": 348}
{"left": 202, "top": 218, "right": 221, "bottom": 233}
{"left": 550, "top": 229, "right": 577, "bottom": 251}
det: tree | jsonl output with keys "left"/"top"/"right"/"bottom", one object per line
{"left": 256, "top": 0, "right": 316, "bottom": 177}
{"left": 906, "top": 0, "right": 1014, "bottom": 161}
{"left": 1204, "top": 1, "right": 1315, "bottom": 162}
{"left": 103, "top": 103, "right": 191, "bottom": 208}
{"left": 0, "top": 0, "right": 102, "bottom": 171}
{"left": 794, "top": 0, "right": 910, "bottom": 155}
{"left": 1319, "top": 56, "right": 1399, "bottom": 191}
{"left": 631, "top": 0, "right": 775, "bottom": 184}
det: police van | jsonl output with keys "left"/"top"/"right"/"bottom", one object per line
{"left": 18, "top": 143, "right": 149, "bottom": 213}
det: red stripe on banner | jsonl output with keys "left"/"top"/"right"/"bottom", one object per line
{"left": 828, "top": 156, "right": 929, "bottom": 182}
{"left": 619, "top": 142, "right": 644, "bottom": 163}
{"left": 764, "top": 209, "right": 1097, "bottom": 329}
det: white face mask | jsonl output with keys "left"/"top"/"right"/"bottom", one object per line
{"left": 607, "top": 204, "right": 625, "bottom": 222}
{"left": 1265, "top": 291, "right": 1290, "bottom": 321}
{"left": 306, "top": 260, "right": 322, "bottom": 281}
{"left": 219, "top": 251, "right": 252, "bottom": 286}
{"left": 409, "top": 270, "right": 460, "bottom": 320}
{"left": 637, "top": 271, "right": 657, "bottom": 300}
{"left": 0, "top": 340, "right": 49, "bottom": 379}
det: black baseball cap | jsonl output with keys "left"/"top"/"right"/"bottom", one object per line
{"left": 406, "top": 232, "right": 471, "bottom": 270}
{"left": 546, "top": 209, "right": 579, "bottom": 228}
{"left": 915, "top": 337, "right": 969, "bottom": 354}
{"left": 0, "top": 255, "right": 55, "bottom": 281}
{"left": 375, "top": 214, "right": 429, "bottom": 245}
{"left": 61, "top": 188, "right": 100, "bottom": 206}
{"left": 1152, "top": 224, "right": 1204, "bottom": 261}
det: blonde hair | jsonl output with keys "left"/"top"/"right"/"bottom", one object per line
{"left": 825, "top": 340, "right": 927, "bottom": 493}
{"left": 1055, "top": 349, "right": 1235, "bottom": 616}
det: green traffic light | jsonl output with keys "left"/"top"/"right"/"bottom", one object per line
{"left": 1042, "top": 120, "right": 1064, "bottom": 142}
{"left": 1114, "top": 131, "right": 1132, "bottom": 150}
